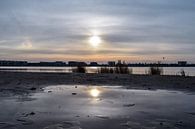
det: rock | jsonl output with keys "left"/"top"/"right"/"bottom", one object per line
{"left": 123, "top": 104, "right": 135, "bottom": 107}
{"left": 21, "top": 112, "right": 35, "bottom": 117}
{"left": 30, "top": 87, "right": 36, "bottom": 90}
{"left": 72, "top": 93, "right": 77, "bottom": 95}
{"left": 29, "top": 112, "right": 35, "bottom": 115}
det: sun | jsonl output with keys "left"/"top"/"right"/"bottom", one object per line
{"left": 89, "top": 35, "right": 102, "bottom": 47}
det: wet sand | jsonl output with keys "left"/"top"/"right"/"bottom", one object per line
{"left": 0, "top": 71, "right": 195, "bottom": 129}
{"left": 0, "top": 71, "right": 195, "bottom": 96}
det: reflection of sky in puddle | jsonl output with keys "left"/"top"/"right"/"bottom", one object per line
{"left": 1, "top": 85, "right": 195, "bottom": 129}
{"left": 89, "top": 88, "right": 100, "bottom": 98}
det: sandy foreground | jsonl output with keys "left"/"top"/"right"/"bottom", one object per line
{"left": 0, "top": 71, "right": 195, "bottom": 129}
{"left": 0, "top": 71, "right": 195, "bottom": 95}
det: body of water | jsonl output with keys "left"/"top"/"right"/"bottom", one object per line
{"left": 0, "top": 66, "right": 195, "bottom": 76}
{"left": 0, "top": 85, "right": 195, "bottom": 129}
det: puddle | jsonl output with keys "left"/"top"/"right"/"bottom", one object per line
{"left": 0, "top": 85, "right": 195, "bottom": 129}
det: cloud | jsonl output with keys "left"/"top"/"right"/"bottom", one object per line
{"left": 0, "top": 0, "right": 195, "bottom": 62}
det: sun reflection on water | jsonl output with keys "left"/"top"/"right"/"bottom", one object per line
{"left": 90, "top": 88, "right": 100, "bottom": 98}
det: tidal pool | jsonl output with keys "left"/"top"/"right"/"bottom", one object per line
{"left": 0, "top": 85, "right": 195, "bottom": 129}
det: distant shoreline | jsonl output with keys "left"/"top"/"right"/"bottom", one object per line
{"left": 1, "top": 65, "right": 195, "bottom": 67}
{"left": 1, "top": 66, "right": 195, "bottom": 76}
{"left": 1, "top": 60, "right": 195, "bottom": 67}
{"left": 0, "top": 71, "right": 195, "bottom": 97}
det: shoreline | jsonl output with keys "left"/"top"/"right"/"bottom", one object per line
{"left": 0, "top": 71, "right": 195, "bottom": 96}
{"left": 0, "top": 71, "right": 195, "bottom": 129}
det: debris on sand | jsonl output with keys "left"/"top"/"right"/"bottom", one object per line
{"left": 72, "top": 93, "right": 77, "bottom": 95}
{"left": 40, "top": 88, "right": 44, "bottom": 91}
{"left": 30, "top": 87, "right": 36, "bottom": 91}
{"left": 123, "top": 103, "right": 135, "bottom": 107}
{"left": 29, "top": 112, "right": 35, "bottom": 115}
{"left": 21, "top": 112, "right": 35, "bottom": 117}
{"left": 175, "top": 121, "right": 185, "bottom": 127}
{"left": 95, "top": 115, "right": 110, "bottom": 120}
{"left": 48, "top": 91, "right": 52, "bottom": 93}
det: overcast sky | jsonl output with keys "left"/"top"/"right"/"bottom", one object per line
{"left": 0, "top": 0, "right": 195, "bottom": 63}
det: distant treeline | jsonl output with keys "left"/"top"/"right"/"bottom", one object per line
{"left": 0, "top": 60, "right": 195, "bottom": 67}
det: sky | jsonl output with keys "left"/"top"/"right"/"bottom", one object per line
{"left": 0, "top": 0, "right": 195, "bottom": 63}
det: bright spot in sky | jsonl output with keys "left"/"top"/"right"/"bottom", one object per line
{"left": 20, "top": 39, "right": 33, "bottom": 49}
{"left": 89, "top": 35, "right": 102, "bottom": 47}
{"left": 90, "top": 88, "right": 100, "bottom": 97}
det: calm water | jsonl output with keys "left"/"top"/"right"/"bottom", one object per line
{"left": 0, "top": 85, "right": 195, "bottom": 129}
{"left": 1, "top": 66, "right": 195, "bottom": 76}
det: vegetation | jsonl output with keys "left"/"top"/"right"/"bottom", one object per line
{"left": 180, "top": 69, "right": 186, "bottom": 77}
{"left": 72, "top": 66, "right": 86, "bottom": 73}
{"left": 98, "top": 67, "right": 113, "bottom": 74}
{"left": 98, "top": 66, "right": 132, "bottom": 74}
{"left": 148, "top": 67, "right": 163, "bottom": 75}
{"left": 115, "top": 66, "right": 132, "bottom": 74}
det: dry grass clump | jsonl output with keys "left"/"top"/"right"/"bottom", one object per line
{"left": 98, "top": 66, "right": 132, "bottom": 74}
{"left": 180, "top": 69, "right": 186, "bottom": 77}
{"left": 148, "top": 67, "right": 163, "bottom": 75}
{"left": 72, "top": 66, "right": 86, "bottom": 73}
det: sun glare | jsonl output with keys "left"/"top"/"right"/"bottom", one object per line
{"left": 89, "top": 35, "right": 102, "bottom": 47}
{"left": 90, "top": 88, "right": 100, "bottom": 97}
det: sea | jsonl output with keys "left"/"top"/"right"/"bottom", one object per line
{"left": 0, "top": 66, "right": 195, "bottom": 76}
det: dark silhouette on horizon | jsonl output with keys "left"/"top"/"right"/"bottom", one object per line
{"left": 0, "top": 60, "right": 194, "bottom": 67}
